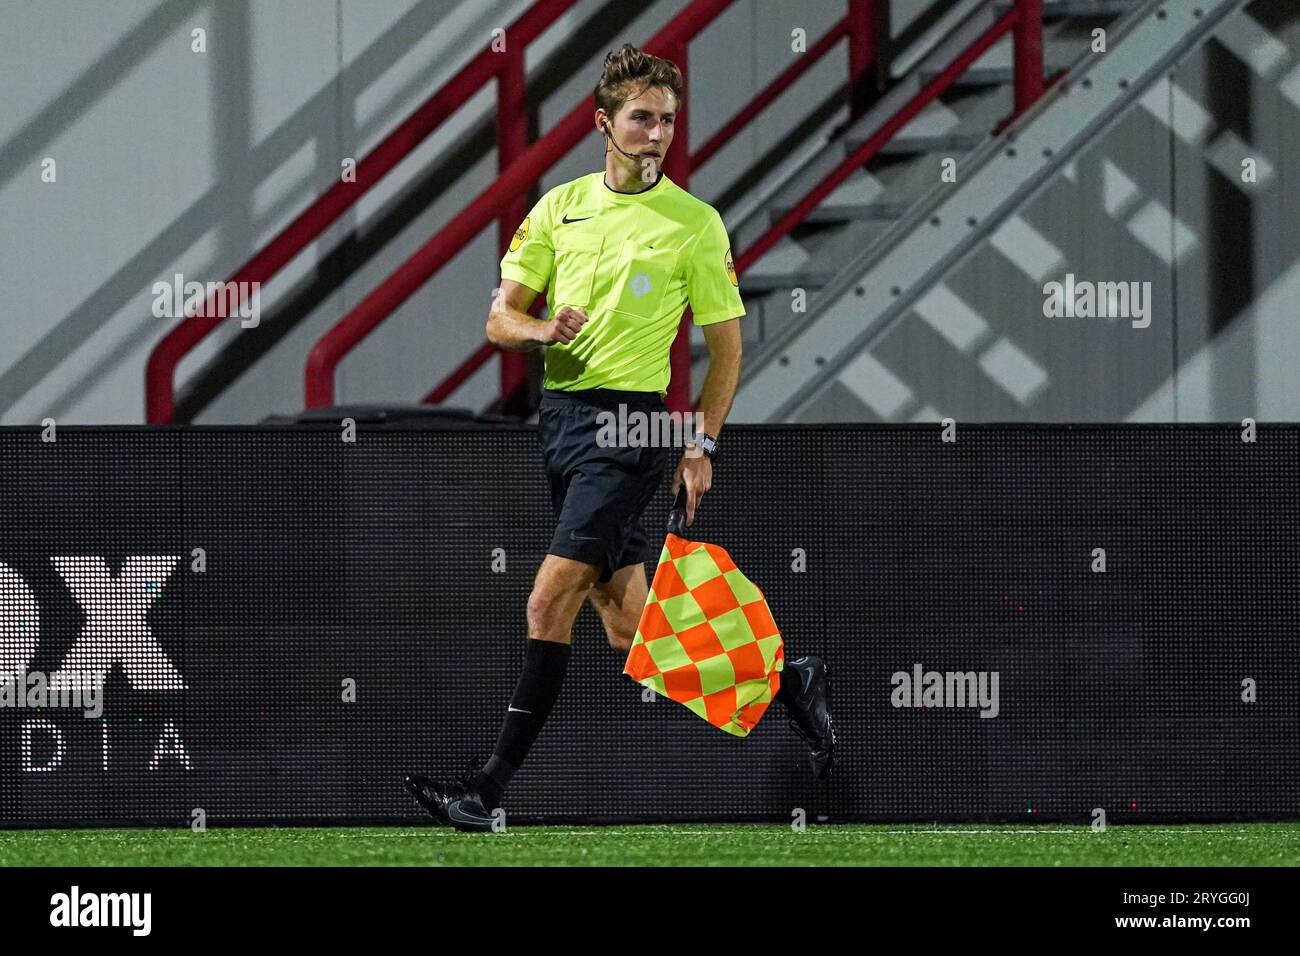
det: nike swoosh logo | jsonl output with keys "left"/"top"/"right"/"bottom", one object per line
{"left": 507, "top": 706, "right": 532, "bottom": 714}
{"left": 798, "top": 662, "right": 821, "bottom": 707}
{"left": 561, "top": 215, "right": 592, "bottom": 223}
{"left": 787, "top": 658, "right": 817, "bottom": 706}
{"left": 447, "top": 802, "right": 493, "bottom": 826}
{"left": 569, "top": 531, "right": 601, "bottom": 542}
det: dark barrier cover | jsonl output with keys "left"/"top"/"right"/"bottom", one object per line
{"left": 0, "top": 424, "right": 1296, "bottom": 826}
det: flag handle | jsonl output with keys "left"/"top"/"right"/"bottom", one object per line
{"left": 667, "top": 484, "right": 688, "bottom": 537}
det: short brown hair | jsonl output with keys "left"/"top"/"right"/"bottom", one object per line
{"left": 594, "top": 43, "right": 683, "bottom": 121}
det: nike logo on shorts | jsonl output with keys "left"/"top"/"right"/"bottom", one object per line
{"left": 569, "top": 530, "right": 601, "bottom": 542}
{"left": 507, "top": 706, "right": 532, "bottom": 714}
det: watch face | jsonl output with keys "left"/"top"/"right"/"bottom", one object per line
{"left": 688, "top": 434, "right": 717, "bottom": 458}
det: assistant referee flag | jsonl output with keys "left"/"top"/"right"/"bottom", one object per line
{"left": 623, "top": 490, "right": 784, "bottom": 737}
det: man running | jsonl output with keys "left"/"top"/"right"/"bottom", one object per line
{"left": 406, "top": 44, "right": 835, "bottom": 832}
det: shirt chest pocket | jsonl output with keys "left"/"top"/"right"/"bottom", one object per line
{"left": 552, "top": 232, "right": 604, "bottom": 309}
{"left": 609, "top": 239, "right": 679, "bottom": 319}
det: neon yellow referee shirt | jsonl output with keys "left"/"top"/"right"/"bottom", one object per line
{"left": 499, "top": 171, "right": 745, "bottom": 395}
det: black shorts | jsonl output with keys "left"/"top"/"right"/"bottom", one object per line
{"left": 537, "top": 387, "right": 674, "bottom": 584}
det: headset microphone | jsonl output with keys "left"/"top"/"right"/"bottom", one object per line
{"left": 602, "top": 121, "right": 643, "bottom": 162}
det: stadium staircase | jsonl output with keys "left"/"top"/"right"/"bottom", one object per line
{"left": 711, "top": 0, "right": 1148, "bottom": 387}
{"left": 730, "top": 0, "right": 1276, "bottom": 421}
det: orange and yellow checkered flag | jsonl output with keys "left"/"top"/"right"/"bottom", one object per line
{"left": 623, "top": 490, "right": 784, "bottom": 737}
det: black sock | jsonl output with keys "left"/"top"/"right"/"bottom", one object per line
{"left": 475, "top": 639, "right": 572, "bottom": 808}
{"left": 775, "top": 656, "right": 804, "bottom": 707}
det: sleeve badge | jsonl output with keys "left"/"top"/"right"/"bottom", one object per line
{"left": 509, "top": 216, "right": 530, "bottom": 252}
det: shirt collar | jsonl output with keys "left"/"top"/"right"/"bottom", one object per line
{"left": 600, "top": 170, "right": 666, "bottom": 202}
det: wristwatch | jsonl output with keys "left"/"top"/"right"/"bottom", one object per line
{"left": 687, "top": 432, "right": 719, "bottom": 460}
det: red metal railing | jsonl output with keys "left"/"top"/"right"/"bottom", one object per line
{"left": 144, "top": 0, "right": 579, "bottom": 423}
{"left": 312, "top": 0, "right": 883, "bottom": 413}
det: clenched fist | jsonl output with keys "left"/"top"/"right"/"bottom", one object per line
{"left": 542, "top": 306, "right": 588, "bottom": 345}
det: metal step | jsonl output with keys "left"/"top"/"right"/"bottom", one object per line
{"left": 740, "top": 271, "right": 838, "bottom": 293}
{"left": 769, "top": 200, "right": 909, "bottom": 224}
{"left": 996, "top": 0, "right": 1142, "bottom": 16}
{"left": 848, "top": 132, "right": 987, "bottom": 156}
{"left": 919, "top": 65, "right": 1015, "bottom": 88}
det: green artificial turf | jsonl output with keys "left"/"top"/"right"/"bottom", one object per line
{"left": 1, "top": 823, "right": 1297, "bottom": 866}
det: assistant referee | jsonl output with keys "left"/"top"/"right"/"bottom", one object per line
{"left": 406, "top": 44, "right": 835, "bottom": 832}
